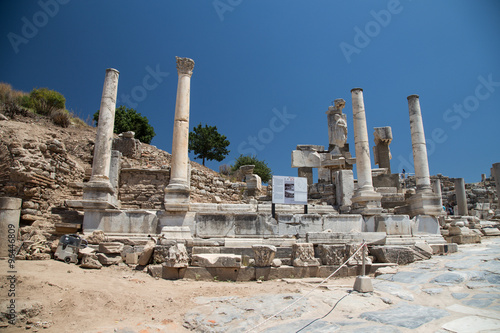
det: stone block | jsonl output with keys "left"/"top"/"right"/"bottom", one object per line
{"left": 126, "top": 252, "right": 139, "bottom": 264}
{"left": 415, "top": 215, "right": 441, "bottom": 234}
{"left": 365, "top": 215, "right": 412, "bottom": 235}
{"left": 162, "top": 266, "right": 186, "bottom": 280}
{"left": 323, "top": 214, "right": 363, "bottom": 233}
{"left": 160, "top": 226, "right": 193, "bottom": 240}
{"left": 191, "top": 254, "right": 241, "bottom": 268}
{"left": 292, "top": 243, "right": 320, "bottom": 267}
{"left": 98, "top": 242, "right": 124, "bottom": 254}
{"left": 370, "top": 246, "right": 415, "bottom": 265}
{"left": 96, "top": 253, "right": 123, "bottom": 266}
{"left": 317, "top": 244, "right": 346, "bottom": 265}
{"left": 192, "top": 247, "right": 221, "bottom": 254}
{"left": 138, "top": 240, "right": 155, "bottom": 265}
{"left": 163, "top": 243, "right": 189, "bottom": 268}
{"left": 306, "top": 232, "right": 386, "bottom": 245}
{"left": 196, "top": 213, "right": 235, "bottom": 238}
{"left": 147, "top": 264, "right": 163, "bottom": 278}
{"left": 291, "top": 149, "right": 322, "bottom": 168}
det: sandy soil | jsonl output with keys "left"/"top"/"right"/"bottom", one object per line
{"left": 1, "top": 259, "right": 313, "bottom": 332}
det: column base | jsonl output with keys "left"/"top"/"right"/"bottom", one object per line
{"left": 82, "top": 180, "right": 118, "bottom": 209}
{"left": 395, "top": 191, "right": 444, "bottom": 218}
{"left": 351, "top": 189, "right": 382, "bottom": 215}
{"left": 164, "top": 184, "right": 190, "bottom": 211}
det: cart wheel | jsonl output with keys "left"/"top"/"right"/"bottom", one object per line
{"left": 64, "top": 257, "right": 71, "bottom": 264}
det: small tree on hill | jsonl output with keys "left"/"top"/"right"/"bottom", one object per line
{"left": 188, "top": 123, "right": 230, "bottom": 166}
{"left": 27, "top": 87, "right": 66, "bottom": 115}
{"left": 232, "top": 155, "right": 272, "bottom": 183}
{"left": 93, "top": 106, "right": 156, "bottom": 144}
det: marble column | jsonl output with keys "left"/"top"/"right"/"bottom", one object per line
{"left": 431, "top": 178, "right": 443, "bottom": 208}
{"left": 350, "top": 88, "right": 381, "bottom": 214}
{"left": 454, "top": 178, "right": 468, "bottom": 216}
{"left": 165, "top": 57, "right": 195, "bottom": 209}
{"left": 408, "top": 95, "right": 432, "bottom": 193}
{"left": 0, "top": 197, "right": 22, "bottom": 258}
{"left": 373, "top": 127, "right": 392, "bottom": 173}
{"left": 83, "top": 68, "right": 119, "bottom": 209}
{"left": 491, "top": 163, "right": 500, "bottom": 209}
{"left": 404, "top": 95, "right": 442, "bottom": 217}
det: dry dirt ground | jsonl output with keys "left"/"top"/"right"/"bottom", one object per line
{"left": 0, "top": 259, "right": 312, "bottom": 332}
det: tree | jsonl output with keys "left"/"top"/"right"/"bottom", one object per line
{"left": 232, "top": 155, "right": 272, "bottom": 183}
{"left": 188, "top": 123, "right": 230, "bottom": 166}
{"left": 93, "top": 106, "right": 156, "bottom": 144}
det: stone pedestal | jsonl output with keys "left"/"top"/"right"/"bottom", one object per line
{"left": 0, "top": 197, "right": 22, "bottom": 258}
{"left": 83, "top": 68, "right": 120, "bottom": 209}
{"left": 165, "top": 57, "right": 195, "bottom": 210}
{"left": 454, "top": 178, "right": 468, "bottom": 216}
{"left": 373, "top": 127, "right": 392, "bottom": 173}
{"left": 405, "top": 95, "right": 442, "bottom": 217}
{"left": 334, "top": 170, "right": 354, "bottom": 213}
{"left": 298, "top": 167, "right": 313, "bottom": 186}
{"left": 350, "top": 88, "right": 382, "bottom": 215}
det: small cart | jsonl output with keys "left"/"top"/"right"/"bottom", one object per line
{"left": 54, "top": 234, "right": 87, "bottom": 264}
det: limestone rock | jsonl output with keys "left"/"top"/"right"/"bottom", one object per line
{"left": 86, "top": 230, "right": 106, "bottom": 244}
{"left": 292, "top": 243, "right": 320, "bottom": 267}
{"left": 272, "top": 258, "right": 282, "bottom": 267}
{"left": 252, "top": 245, "right": 276, "bottom": 267}
{"left": 374, "top": 266, "right": 398, "bottom": 277}
{"left": 98, "top": 242, "right": 124, "bottom": 254}
{"left": 138, "top": 240, "right": 155, "bottom": 266}
{"left": 147, "top": 264, "right": 163, "bottom": 278}
{"left": 153, "top": 245, "right": 171, "bottom": 264}
{"left": 80, "top": 254, "right": 102, "bottom": 269}
{"left": 31, "top": 253, "right": 51, "bottom": 260}
{"left": 191, "top": 254, "right": 241, "bottom": 268}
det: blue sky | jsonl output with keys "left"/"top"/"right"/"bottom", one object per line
{"left": 1, "top": 1, "right": 499, "bottom": 184}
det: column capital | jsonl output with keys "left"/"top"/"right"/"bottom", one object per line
{"left": 351, "top": 87, "right": 363, "bottom": 93}
{"left": 106, "top": 68, "right": 120, "bottom": 75}
{"left": 407, "top": 94, "right": 419, "bottom": 101}
{"left": 176, "top": 57, "right": 195, "bottom": 76}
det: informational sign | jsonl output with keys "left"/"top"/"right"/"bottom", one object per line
{"left": 272, "top": 176, "right": 308, "bottom": 205}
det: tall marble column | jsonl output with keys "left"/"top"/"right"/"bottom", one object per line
{"left": 83, "top": 68, "right": 120, "bottom": 209}
{"left": 405, "top": 95, "right": 442, "bottom": 216}
{"left": 165, "top": 57, "right": 195, "bottom": 209}
{"left": 454, "top": 178, "right": 468, "bottom": 216}
{"left": 350, "top": 88, "right": 381, "bottom": 214}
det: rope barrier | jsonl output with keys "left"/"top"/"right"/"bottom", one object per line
{"left": 244, "top": 241, "right": 367, "bottom": 333}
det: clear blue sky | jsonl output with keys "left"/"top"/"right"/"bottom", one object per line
{"left": 1, "top": 1, "right": 499, "bottom": 183}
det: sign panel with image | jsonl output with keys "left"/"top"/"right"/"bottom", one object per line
{"left": 272, "top": 176, "right": 307, "bottom": 205}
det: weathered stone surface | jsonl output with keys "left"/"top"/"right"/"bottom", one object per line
{"left": 360, "top": 303, "right": 449, "bottom": 329}
{"left": 31, "top": 253, "right": 51, "bottom": 260}
{"left": 191, "top": 254, "right": 241, "bottom": 268}
{"left": 431, "top": 272, "right": 466, "bottom": 285}
{"left": 96, "top": 253, "right": 122, "bottom": 266}
{"left": 317, "top": 244, "right": 345, "bottom": 265}
{"left": 346, "top": 243, "right": 371, "bottom": 265}
{"left": 147, "top": 264, "right": 163, "bottom": 278}
{"left": 370, "top": 246, "right": 415, "bottom": 265}
{"left": 86, "top": 230, "right": 106, "bottom": 244}
{"left": 163, "top": 243, "right": 189, "bottom": 268}
{"left": 98, "top": 242, "right": 124, "bottom": 254}
{"left": 251, "top": 245, "right": 276, "bottom": 267}
{"left": 126, "top": 252, "right": 139, "bottom": 264}
{"left": 292, "top": 243, "right": 320, "bottom": 267}
{"left": 80, "top": 254, "right": 102, "bottom": 269}
{"left": 138, "top": 239, "right": 155, "bottom": 265}
{"left": 374, "top": 266, "right": 398, "bottom": 277}
{"left": 153, "top": 245, "right": 171, "bottom": 264}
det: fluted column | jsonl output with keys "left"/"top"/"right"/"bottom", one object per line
{"left": 350, "top": 88, "right": 381, "bottom": 214}
{"left": 407, "top": 95, "right": 432, "bottom": 193}
{"left": 91, "top": 68, "right": 119, "bottom": 182}
{"left": 165, "top": 57, "right": 195, "bottom": 208}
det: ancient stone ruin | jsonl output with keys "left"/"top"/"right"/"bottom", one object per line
{"left": 1, "top": 57, "right": 499, "bottom": 282}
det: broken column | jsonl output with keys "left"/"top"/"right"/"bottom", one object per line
{"left": 350, "top": 88, "right": 382, "bottom": 214}
{"left": 431, "top": 179, "right": 443, "bottom": 208}
{"left": 454, "top": 178, "right": 468, "bottom": 216}
{"left": 164, "top": 57, "right": 195, "bottom": 210}
{"left": 83, "top": 68, "right": 120, "bottom": 208}
{"left": 0, "top": 197, "right": 22, "bottom": 258}
{"left": 373, "top": 127, "right": 392, "bottom": 173}
{"left": 405, "top": 95, "right": 442, "bottom": 217}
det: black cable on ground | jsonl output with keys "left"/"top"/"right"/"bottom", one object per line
{"left": 294, "top": 291, "right": 352, "bottom": 333}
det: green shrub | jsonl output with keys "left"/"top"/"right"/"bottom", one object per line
{"left": 232, "top": 155, "right": 272, "bottom": 183}
{"left": 29, "top": 88, "right": 66, "bottom": 115}
{"left": 50, "top": 109, "right": 71, "bottom": 128}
